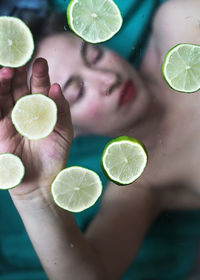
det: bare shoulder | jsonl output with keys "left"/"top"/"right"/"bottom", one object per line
{"left": 152, "top": 0, "right": 200, "bottom": 58}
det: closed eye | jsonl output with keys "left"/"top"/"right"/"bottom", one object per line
{"left": 81, "top": 42, "right": 103, "bottom": 66}
{"left": 63, "top": 76, "right": 84, "bottom": 104}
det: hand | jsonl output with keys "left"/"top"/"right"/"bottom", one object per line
{"left": 0, "top": 58, "right": 73, "bottom": 199}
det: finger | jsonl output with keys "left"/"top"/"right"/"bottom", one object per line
{"left": 12, "top": 66, "right": 29, "bottom": 102}
{"left": 0, "top": 68, "right": 15, "bottom": 118}
{"left": 48, "top": 83, "right": 73, "bottom": 141}
{"left": 0, "top": 68, "right": 14, "bottom": 96}
{"left": 30, "top": 57, "right": 50, "bottom": 95}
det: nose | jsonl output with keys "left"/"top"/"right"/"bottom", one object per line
{"left": 90, "top": 69, "right": 122, "bottom": 96}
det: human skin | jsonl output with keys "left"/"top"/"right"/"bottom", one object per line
{"left": 1, "top": 0, "right": 200, "bottom": 279}
{"left": 33, "top": 32, "right": 150, "bottom": 137}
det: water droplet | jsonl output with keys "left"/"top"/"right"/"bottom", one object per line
{"left": 70, "top": 243, "right": 74, "bottom": 248}
{"left": 8, "top": 39, "right": 12, "bottom": 46}
{"left": 64, "top": 25, "right": 68, "bottom": 32}
{"left": 32, "top": 116, "right": 39, "bottom": 121}
{"left": 91, "top": 13, "right": 98, "bottom": 18}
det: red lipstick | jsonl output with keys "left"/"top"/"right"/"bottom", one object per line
{"left": 118, "top": 80, "right": 136, "bottom": 107}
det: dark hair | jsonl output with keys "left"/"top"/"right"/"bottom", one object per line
{"left": 26, "top": 11, "right": 70, "bottom": 43}
{"left": 23, "top": 10, "right": 71, "bottom": 57}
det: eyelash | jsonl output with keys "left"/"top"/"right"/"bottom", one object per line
{"left": 91, "top": 47, "right": 103, "bottom": 65}
{"left": 63, "top": 77, "right": 85, "bottom": 104}
{"left": 77, "top": 81, "right": 84, "bottom": 100}
{"left": 81, "top": 42, "right": 103, "bottom": 66}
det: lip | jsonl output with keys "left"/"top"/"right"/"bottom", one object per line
{"left": 118, "top": 80, "right": 136, "bottom": 108}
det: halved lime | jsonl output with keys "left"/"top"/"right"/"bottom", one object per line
{"left": 101, "top": 136, "right": 148, "bottom": 185}
{"left": 67, "top": 0, "right": 123, "bottom": 43}
{"left": 162, "top": 43, "right": 200, "bottom": 93}
{"left": 11, "top": 94, "right": 57, "bottom": 140}
{"left": 0, "top": 153, "right": 25, "bottom": 190}
{"left": 51, "top": 166, "right": 102, "bottom": 212}
{"left": 0, "top": 16, "right": 34, "bottom": 68}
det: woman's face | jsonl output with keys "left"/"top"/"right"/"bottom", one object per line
{"left": 36, "top": 32, "right": 149, "bottom": 136}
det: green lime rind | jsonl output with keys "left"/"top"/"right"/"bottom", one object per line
{"left": 0, "top": 153, "right": 25, "bottom": 190}
{"left": 0, "top": 16, "right": 34, "bottom": 68}
{"left": 101, "top": 136, "right": 148, "bottom": 186}
{"left": 67, "top": 0, "right": 123, "bottom": 44}
{"left": 11, "top": 93, "right": 58, "bottom": 140}
{"left": 51, "top": 166, "right": 103, "bottom": 212}
{"left": 162, "top": 43, "right": 200, "bottom": 93}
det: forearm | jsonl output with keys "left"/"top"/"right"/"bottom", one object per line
{"left": 10, "top": 189, "right": 107, "bottom": 280}
{"left": 85, "top": 183, "right": 161, "bottom": 279}
{"left": 9, "top": 181, "right": 162, "bottom": 280}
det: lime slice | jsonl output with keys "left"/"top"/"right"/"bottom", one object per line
{"left": 0, "top": 16, "right": 34, "bottom": 68}
{"left": 101, "top": 136, "right": 148, "bottom": 185}
{"left": 51, "top": 166, "right": 102, "bottom": 212}
{"left": 0, "top": 153, "right": 25, "bottom": 190}
{"left": 162, "top": 43, "right": 200, "bottom": 93}
{"left": 11, "top": 94, "right": 57, "bottom": 140}
{"left": 67, "top": 0, "right": 123, "bottom": 43}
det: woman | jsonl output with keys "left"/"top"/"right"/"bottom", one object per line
{"left": 1, "top": 0, "right": 200, "bottom": 279}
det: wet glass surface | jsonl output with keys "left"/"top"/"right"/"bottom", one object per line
{"left": 0, "top": 1, "right": 200, "bottom": 279}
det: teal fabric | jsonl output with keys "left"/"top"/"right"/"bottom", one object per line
{"left": 1, "top": 1, "right": 200, "bottom": 280}
{"left": 124, "top": 211, "right": 200, "bottom": 280}
{"left": 68, "top": 136, "right": 200, "bottom": 280}
{"left": 49, "top": 1, "right": 200, "bottom": 279}
{"left": 49, "top": 0, "right": 165, "bottom": 67}
{"left": 103, "top": 0, "right": 161, "bottom": 67}
{"left": 67, "top": 135, "right": 111, "bottom": 230}
{"left": 1, "top": 135, "right": 200, "bottom": 280}
{"left": 0, "top": 191, "right": 47, "bottom": 280}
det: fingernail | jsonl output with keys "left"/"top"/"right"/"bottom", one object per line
{"left": 52, "top": 83, "right": 61, "bottom": 93}
{"left": 34, "top": 57, "right": 48, "bottom": 66}
{"left": 33, "top": 58, "right": 48, "bottom": 75}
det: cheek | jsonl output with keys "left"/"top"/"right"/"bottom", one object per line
{"left": 73, "top": 101, "right": 105, "bottom": 125}
{"left": 48, "top": 63, "right": 65, "bottom": 84}
{"left": 106, "top": 51, "right": 125, "bottom": 69}
{"left": 81, "top": 102, "right": 104, "bottom": 120}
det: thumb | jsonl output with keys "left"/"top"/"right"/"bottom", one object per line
{"left": 48, "top": 83, "right": 74, "bottom": 141}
